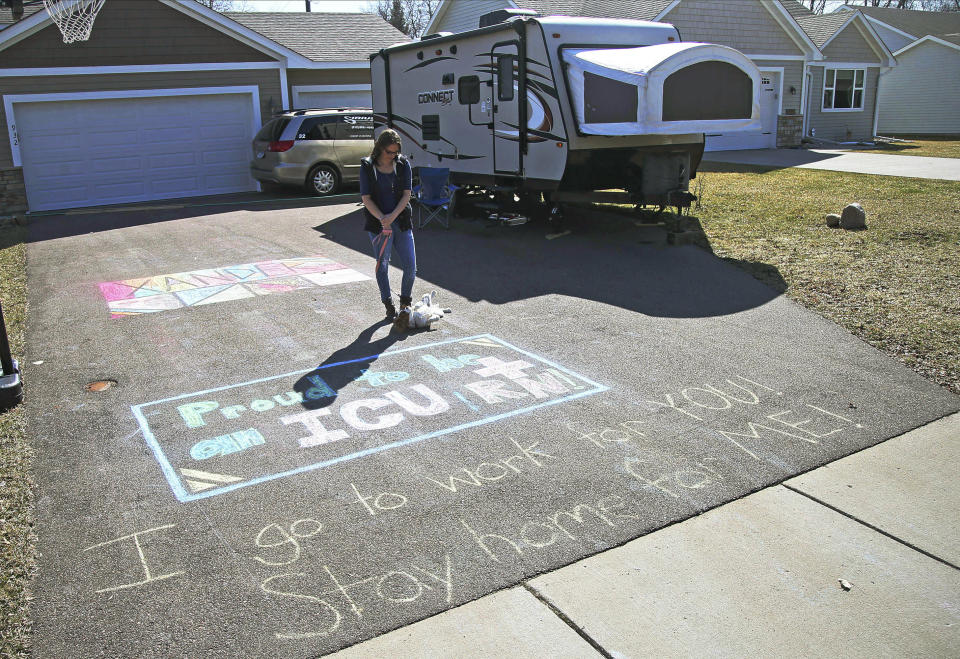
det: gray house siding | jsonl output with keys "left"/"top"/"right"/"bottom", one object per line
{"left": 807, "top": 65, "right": 879, "bottom": 141}
{"left": 433, "top": 0, "right": 507, "bottom": 34}
{"left": 821, "top": 24, "right": 882, "bottom": 63}
{"left": 0, "top": 0, "right": 273, "bottom": 67}
{"left": 0, "top": 69, "right": 282, "bottom": 169}
{"left": 754, "top": 58, "right": 804, "bottom": 114}
{"left": 662, "top": 0, "right": 804, "bottom": 56}
{"left": 877, "top": 41, "right": 960, "bottom": 134}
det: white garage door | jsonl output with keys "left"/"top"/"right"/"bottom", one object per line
{"left": 705, "top": 72, "right": 780, "bottom": 151}
{"left": 17, "top": 93, "right": 257, "bottom": 212}
{"left": 293, "top": 88, "right": 371, "bottom": 110}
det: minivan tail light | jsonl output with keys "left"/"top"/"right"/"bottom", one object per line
{"left": 268, "top": 140, "right": 295, "bottom": 152}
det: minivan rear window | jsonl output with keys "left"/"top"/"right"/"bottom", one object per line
{"left": 255, "top": 118, "right": 290, "bottom": 141}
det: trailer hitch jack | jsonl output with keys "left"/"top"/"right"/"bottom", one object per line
{"left": 0, "top": 301, "right": 23, "bottom": 412}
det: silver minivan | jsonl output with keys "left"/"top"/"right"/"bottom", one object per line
{"left": 250, "top": 108, "right": 374, "bottom": 196}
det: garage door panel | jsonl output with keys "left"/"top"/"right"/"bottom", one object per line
{"left": 150, "top": 153, "right": 197, "bottom": 168}
{"left": 201, "top": 148, "right": 248, "bottom": 165}
{"left": 17, "top": 93, "right": 257, "bottom": 211}
{"left": 205, "top": 172, "right": 250, "bottom": 189}
{"left": 295, "top": 90, "right": 371, "bottom": 110}
{"left": 94, "top": 180, "right": 147, "bottom": 198}
{"left": 152, "top": 177, "right": 200, "bottom": 194}
{"left": 92, "top": 156, "right": 143, "bottom": 174}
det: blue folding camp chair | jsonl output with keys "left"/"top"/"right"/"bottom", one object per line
{"left": 412, "top": 167, "right": 458, "bottom": 229}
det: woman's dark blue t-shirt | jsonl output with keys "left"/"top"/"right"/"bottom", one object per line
{"left": 359, "top": 161, "right": 412, "bottom": 214}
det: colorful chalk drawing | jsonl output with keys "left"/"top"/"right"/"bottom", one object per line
{"left": 99, "top": 255, "right": 369, "bottom": 317}
{"left": 132, "top": 334, "right": 609, "bottom": 502}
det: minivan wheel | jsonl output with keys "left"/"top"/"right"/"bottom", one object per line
{"left": 307, "top": 164, "right": 339, "bottom": 196}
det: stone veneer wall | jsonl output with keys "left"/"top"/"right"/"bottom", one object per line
{"left": 0, "top": 168, "right": 27, "bottom": 216}
{"left": 777, "top": 115, "right": 803, "bottom": 148}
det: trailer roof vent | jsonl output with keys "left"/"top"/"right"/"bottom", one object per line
{"left": 478, "top": 8, "right": 538, "bottom": 28}
{"left": 421, "top": 31, "right": 453, "bottom": 40}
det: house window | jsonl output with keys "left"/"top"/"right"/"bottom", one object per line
{"left": 823, "top": 68, "right": 865, "bottom": 111}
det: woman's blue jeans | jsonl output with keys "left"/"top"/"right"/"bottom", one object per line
{"left": 368, "top": 228, "right": 416, "bottom": 304}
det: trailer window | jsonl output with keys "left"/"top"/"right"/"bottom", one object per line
{"left": 458, "top": 75, "right": 480, "bottom": 104}
{"left": 497, "top": 55, "right": 515, "bottom": 101}
{"left": 583, "top": 71, "right": 637, "bottom": 124}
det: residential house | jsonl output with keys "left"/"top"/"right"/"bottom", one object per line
{"left": 782, "top": 0, "right": 895, "bottom": 142}
{"left": 836, "top": 4, "right": 960, "bottom": 135}
{"left": 426, "top": 0, "right": 895, "bottom": 147}
{"left": 0, "top": 0, "right": 408, "bottom": 214}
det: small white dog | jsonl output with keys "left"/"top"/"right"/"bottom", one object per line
{"left": 408, "top": 291, "right": 450, "bottom": 329}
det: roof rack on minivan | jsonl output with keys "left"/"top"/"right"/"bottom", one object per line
{"left": 277, "top": 107, "right": 373, "bottom": 116}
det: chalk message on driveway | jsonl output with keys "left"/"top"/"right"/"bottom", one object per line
{"left": 133, "top": 334, "right": 608, "bottom": 501}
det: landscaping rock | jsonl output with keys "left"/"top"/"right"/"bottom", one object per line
{"left": 840, "top": 203, "right": 866, "bottom": 230}
{"left": 826, "top": 213, "right": 841, "bottom": 228}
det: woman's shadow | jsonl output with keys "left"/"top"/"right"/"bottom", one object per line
{"left": 293, "top": 319, "right": 405, "bottom": 410}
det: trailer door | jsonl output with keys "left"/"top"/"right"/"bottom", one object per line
{"left": 492, "top": 43, "right": 521, "bottom": 175}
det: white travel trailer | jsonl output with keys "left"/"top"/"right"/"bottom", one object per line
{"left": 370, "top": 9, "right": 763, "bottom": 213}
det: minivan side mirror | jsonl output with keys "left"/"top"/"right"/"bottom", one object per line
{"left": 458, "top": 75, "right": 481, "bottom": 104}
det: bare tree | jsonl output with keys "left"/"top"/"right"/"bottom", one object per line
{"left": 369, "top": 0, "right": 441, "bottom": 37}
{"left": 805, "top": 0, "right": 827, "bottom": 13}
{"left": 193, "top": 0, "right": 251, "bottom": 11}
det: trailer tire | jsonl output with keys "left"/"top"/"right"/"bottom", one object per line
{"left": 306, "top": 164, "right": 340, "bottom": 196}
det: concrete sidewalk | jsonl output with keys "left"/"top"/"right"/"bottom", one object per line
{"left": 703, "top": 148, "right": 960, "bottom": 181}
{"left": 331, "top": 412, "right": 960, "bottom": 658}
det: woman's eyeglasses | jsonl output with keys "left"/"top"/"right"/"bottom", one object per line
{"left": 385, "top": 147, "right": 400, "bottom": 156}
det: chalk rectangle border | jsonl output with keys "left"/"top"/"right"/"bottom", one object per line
{"left": 132, "top": 334, "right": 609, "bottom": 502}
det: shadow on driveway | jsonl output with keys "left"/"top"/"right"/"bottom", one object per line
{"left": 314, "top": 205, "right": 786, "bottom": 321}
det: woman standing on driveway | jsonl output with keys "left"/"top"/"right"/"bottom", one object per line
{"left": 360, "top": 129, "right": 416, "bottom": 331}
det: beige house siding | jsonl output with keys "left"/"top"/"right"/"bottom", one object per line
{"left": 0, "top": 69, "right": 282, "bottom": 168}
{"left": 286, "top": 69, "right": 370, "bottom": 89}
{"left": 807, "top": 65, "right": 880, "bottom": 141}
{"left": 822, "top": 24, "right": 882, "bottom": 63}
{"left": 433, "top": 0, "right": 509, "bottom": 34}
{"left": 663, "top": 0, "right": 804, "bottom": 55}
{"left": 0, "top": 0, "right": 273, "bottom": 67}
{"left": 877, "top": 41, "right": 960, "bottom": 134}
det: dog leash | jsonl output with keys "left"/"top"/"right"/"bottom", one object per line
{"left": 375, "top": 228, "right": 392, "bottom": 272}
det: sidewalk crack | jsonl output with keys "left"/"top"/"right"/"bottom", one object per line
{"left": 522, "top": 582, "right": 614, "bottom": 659}
{"left": 783, "top": 484, "right": 960, "bottom": 571}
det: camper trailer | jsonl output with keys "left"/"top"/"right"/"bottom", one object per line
{"left": 370, "top": 10, "right": 763, "bottom": 214}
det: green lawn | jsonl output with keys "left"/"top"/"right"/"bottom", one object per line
{"left": 848, "top": 137, "right": 960, "bottom": 159}
{"left": 692, "top": 162, "right": 960, "bottom": 396}
{"left": 0, "top": 221, "right": 33, "bottom": 658}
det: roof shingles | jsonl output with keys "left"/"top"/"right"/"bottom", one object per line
{"left": 223, "top": 12, "right": 410, "bottom": 62}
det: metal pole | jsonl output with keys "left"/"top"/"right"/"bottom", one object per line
{"left": 0, "top": 301, "right": 13, "bottom": 377}
{"left": 305, "top": 0, "right": 311, "bottom": 12}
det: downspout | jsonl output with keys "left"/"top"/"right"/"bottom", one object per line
{"left": 872, "top": 66, "right": 887, "bottom": 138}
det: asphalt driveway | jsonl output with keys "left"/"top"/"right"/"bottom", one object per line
{"left": 24, "top": 197, "right": 958, "bottom": 656}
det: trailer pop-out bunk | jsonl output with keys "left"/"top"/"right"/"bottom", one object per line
{"left": 370, "top": 10, "right": 763, "bottom": 220}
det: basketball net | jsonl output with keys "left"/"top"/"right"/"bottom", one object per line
{"left": 43, "top": 0, "right": 106, "bottom": 43}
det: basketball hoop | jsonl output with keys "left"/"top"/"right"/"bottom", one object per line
{"left": 42, "top": 0, "right": 106, "bottom": 43}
